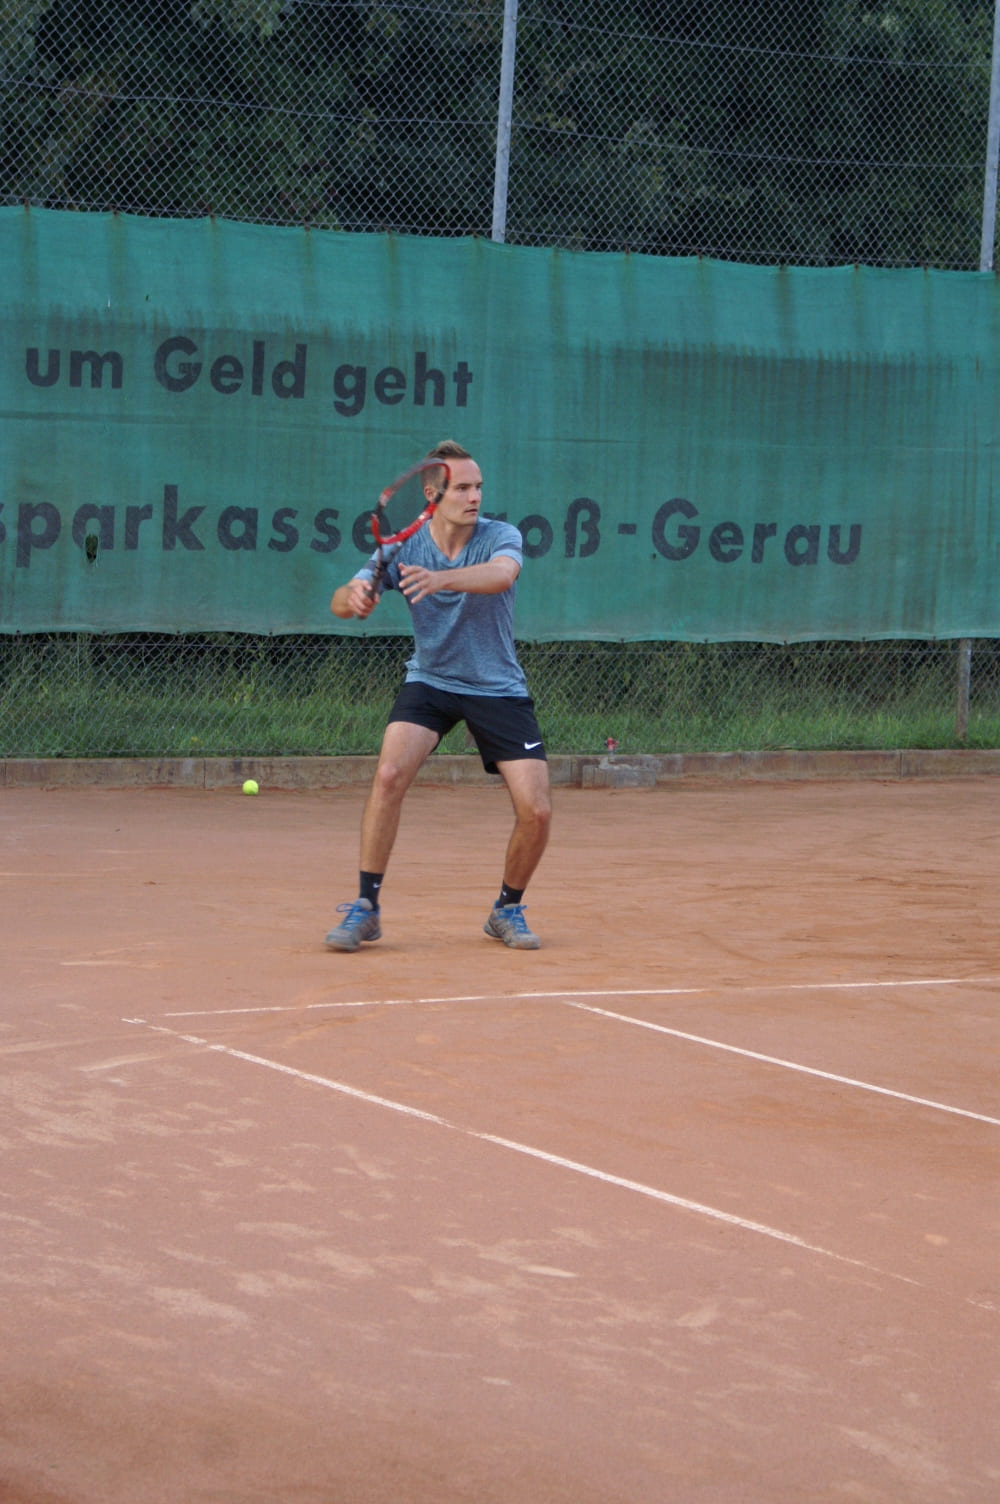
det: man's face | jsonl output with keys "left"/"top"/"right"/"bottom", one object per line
{"left": 434, "top": 457, "right": 483, "bottom": 526}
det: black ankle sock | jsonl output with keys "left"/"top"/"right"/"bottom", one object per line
{"left": 497, "top": 883, "right": 524, "bottom": 909}
{"left": 360, "top": 871, "right": 384, "bottom": 909}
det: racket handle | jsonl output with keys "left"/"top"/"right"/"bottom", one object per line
{"left": 369, "top": 541, "right": 402, "bottom": 598}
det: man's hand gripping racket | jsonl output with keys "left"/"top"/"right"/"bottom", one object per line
{"left": 365, "top": 459, "right": 451, "bottom": 605}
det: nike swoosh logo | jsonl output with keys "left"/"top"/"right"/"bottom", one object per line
{"left": 524, "top": 741, "right": 542, "bottom": 750}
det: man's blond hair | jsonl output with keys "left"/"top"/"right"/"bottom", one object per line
{"left": 423, "top": 439, "right": 471, "bottom": 489}
{"left": 425, "top": 439, "right": 470, "bottom": 460}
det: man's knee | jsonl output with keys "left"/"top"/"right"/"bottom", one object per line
{"left": 517, "top": 789, "right": 552, "bottom": 837}
{"left": 371, "top": 760, "right": 409, "bottom": 802}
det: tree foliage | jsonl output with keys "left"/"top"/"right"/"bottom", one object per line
{"left": 0, "top": 0, "right": 993, "bottom": 266}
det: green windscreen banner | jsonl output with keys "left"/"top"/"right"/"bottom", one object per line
{"left": 2, "top": 206, "right": 998, "bottom": 640}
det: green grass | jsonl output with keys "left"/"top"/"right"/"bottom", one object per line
{"left": 1, "top": 633, "right": 998, "bottom": 758}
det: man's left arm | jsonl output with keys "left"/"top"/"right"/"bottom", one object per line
{"left": 398, "top": 554, "right": 520, "bottom": 605}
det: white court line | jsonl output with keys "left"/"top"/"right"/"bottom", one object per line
{"left": 158, "top": 973, "right": 1000, "bottom": 1019}
{"left": 565, "top": 1002, "right": 1000, "bottom": 1130}
{"left": 123, "top": 1015, "right": 997, "bottom": 1313}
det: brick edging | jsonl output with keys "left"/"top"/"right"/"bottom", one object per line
{"left": 4, "top": 749, "right": 1000, "bottom": 789}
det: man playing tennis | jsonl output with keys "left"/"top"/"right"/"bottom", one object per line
{"left": 326, "top": 440, "right": 551, "bottom": 952}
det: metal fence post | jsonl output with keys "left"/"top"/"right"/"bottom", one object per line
{"left": 491, "top": 0, "right": 519, "bottom": 243}
{"left": 980, "top": 0, "right": 1000, "bottom": 270}
{"left": 956, "top": 639, "right": 973, "bottom": 742}
{"left": 957, "top": 0, "right": 1000, "bottom": 738}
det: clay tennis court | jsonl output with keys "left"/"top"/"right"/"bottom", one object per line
{"left": 3, "top": 773, "right": 999, "bottom": 1503}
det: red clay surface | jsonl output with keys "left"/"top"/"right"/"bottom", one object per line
{"left": 2, "top": 778, "right": 999, "bottom": 1503}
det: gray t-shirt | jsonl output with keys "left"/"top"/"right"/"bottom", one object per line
{"left": 357, "top": 518, "right": 528, "bottom": 696}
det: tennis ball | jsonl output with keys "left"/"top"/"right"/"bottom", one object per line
{"left": 242, "top": 778, "right": 259, "bottom": 796}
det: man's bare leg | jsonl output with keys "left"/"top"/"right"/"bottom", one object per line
{"left": 326, "top": 720, "right": 437, "bottom": 951}
{"left": 360, "top": 719, "right": 439, "bottom": 872}
{"left": 483, "top": 758, "right": 552, "bottom": 948}
{"left": 495, "top": 757, "right": 552, "bottom": 888}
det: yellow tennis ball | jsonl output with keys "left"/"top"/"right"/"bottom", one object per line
{"left": 242, "top": 778, "right": 259, "bottom": 796}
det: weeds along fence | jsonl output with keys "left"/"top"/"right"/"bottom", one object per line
{"left": 2, "top": 635, "right": 998, "bottom": 760}
{"left": 4, "top": 2, "right": 1000, "bottom": 758}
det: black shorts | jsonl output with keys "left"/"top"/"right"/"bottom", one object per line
{"left": 387, "top": 681, "right": 547, "bottom": 776}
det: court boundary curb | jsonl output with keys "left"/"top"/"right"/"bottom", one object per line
{"left": 4, "top": 748, "right": 1000, "bottom": 790}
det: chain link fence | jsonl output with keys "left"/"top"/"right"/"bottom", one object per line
{"left": 3, "top": 1, "right": 995, "bottom": 265}
{"left": 3, "top": 634, "right": 999, "bottom": 760}
{"left": 3, "top": 2, "right": 999, "bottom": 758}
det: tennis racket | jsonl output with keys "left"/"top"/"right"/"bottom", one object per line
{"left": 367, "top": 459, "right": 451, "bottom": 596}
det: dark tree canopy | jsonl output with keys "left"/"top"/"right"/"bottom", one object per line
{"left": 1, "top": 0, "right": 994, "bottom": 266}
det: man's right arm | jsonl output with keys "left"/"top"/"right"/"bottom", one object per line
{"left": 330, "top": 576, "right": 376, "bottom": 619}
